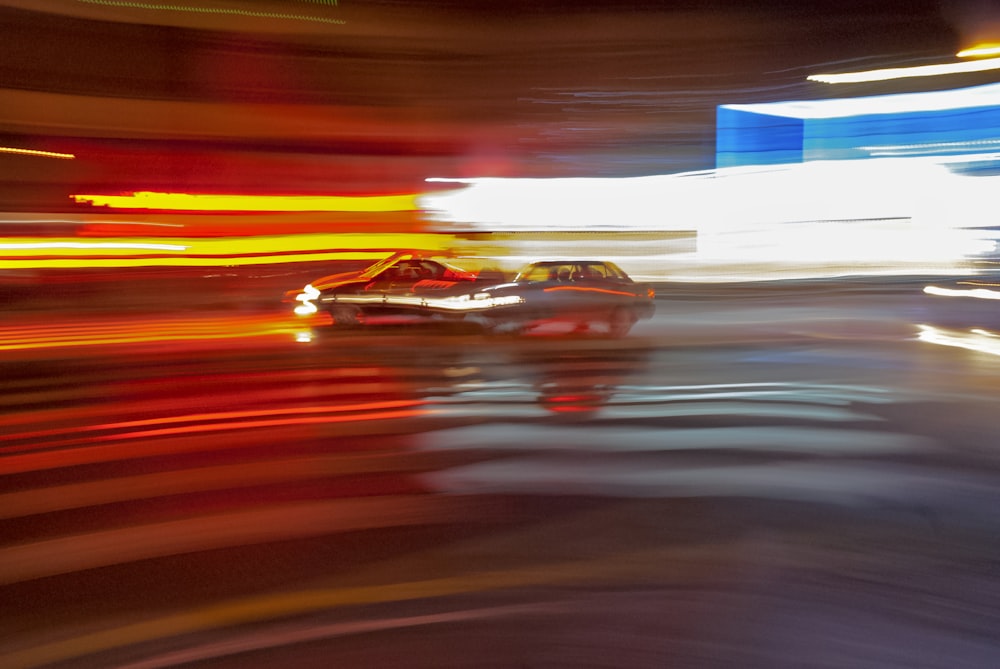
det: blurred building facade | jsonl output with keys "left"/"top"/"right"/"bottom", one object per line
{"left": 716, "top": 81, "right": 1000, "bottom": 168}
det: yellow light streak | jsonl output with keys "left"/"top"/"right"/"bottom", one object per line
{"left": 957, "top": 44, "right": 1000, "bottom": 58}
{"left": 0, "top": 233, "right": 454, "bottom": 270}
{"left": 807, "top": 57, "right": 1000, "bottom": 83}
{"left": 0, "top": 146, "right": 75, "bottom": 159}
{"left": 72, "top": 192, "right": 419, "bottom": 212}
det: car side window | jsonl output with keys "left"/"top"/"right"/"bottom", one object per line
{"left": 522, "top": 265, "right": 554, "bottom": 282}
{"left": 420, "top": 261, "right": 444, "bottom": 279}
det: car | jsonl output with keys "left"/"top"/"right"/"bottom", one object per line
{"left": 287, "top": 251, "right": 501, "bottom": 323}
{"left": 290, "top": 256, "right": 655, "bottom": 337}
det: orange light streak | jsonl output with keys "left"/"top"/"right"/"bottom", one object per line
{"left": 0, "top": 314, "right": 301, "bottom": 351}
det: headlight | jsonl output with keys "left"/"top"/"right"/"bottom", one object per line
{"left": 294, "top": 283, "right": 320, "bottom": 316}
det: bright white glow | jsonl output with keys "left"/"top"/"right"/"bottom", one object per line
{"left": 422, "top": 157, "right": 997, "bottom": 282}
{"left": 0, "top": 241, "right": 188, "bottom": 251}
{"left": 924, "top": 285, "right": 1000, "bottom": 300}
{"left": 294, "top": 302, "right": 318, "bottom": 316}
{"left": 807, "top": 57, "right": 1000, "bottom": 84}
{"left": 321, "top": 293, "right": 524, "bottom": 311}
{"left": 918, "top": 325, "right": 1000, "bottom": 357}
{"left": 722, "top": 81, "right": 1000, "bottom": 119}
{"left": 294, "top": 285, "right": 321, "bottom": 316}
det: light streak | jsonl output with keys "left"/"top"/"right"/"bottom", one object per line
{"left": 724, "top": 81, "right": 1000, "bottom": 118}
{"left": 0, "top": 314, "right": 298, "bottom": 352}
{"left": 0, "top": 241, "right": 187, "bottom": 251}
{"left": 72, "top": 192, "right": 418, "bottom": 212}
{"left": 923, "top": 285, "right": 1000, "bottom": 300}
{"left": 543, "top": 285, "right": 638, "bottom": 297}
{"left": 0, "top": 410, "right": 423, "bottom": 476}
{"left": 0, "top": 218, "right": 182, "bottom": 227}
{"left": 3, "top": 400, "right": 421, "bottom": 450}
{"left": 74, "top": 0, "right": 345, "bottom": 24}
{"left": 957, "top": 44, "right": 1000, "bottom": 58}
{"left": 318, "top": 292, "right": 524, "bottom": 312}
{"left": 859, "top": 139, "right": 1000, "bottom": 157}
{"left": 917, "top": 324, "right": 1000, "bottom": 357}
{"left": 0, "top": 233, "right": 453, "bottom": 270}
{"left": 807, "top": 57, "right": 1000, "bottom": 83}
{"left": 0, "top": 146, "right": 75, "bottom": 159}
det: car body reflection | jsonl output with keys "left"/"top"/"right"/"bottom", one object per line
{"left": 292, "top": 255, "right": 655, "bottom": 337}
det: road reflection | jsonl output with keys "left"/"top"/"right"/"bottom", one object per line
{"left": 4, "top": 285, "right": 1000, "bottom": 667}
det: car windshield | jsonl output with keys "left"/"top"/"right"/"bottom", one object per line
{"left": 360, "top": 252, "right": 410, "bottom": 279}
{"left": 515, "top": 262, "right": 628, "bottom": 283}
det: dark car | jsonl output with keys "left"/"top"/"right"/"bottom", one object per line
{"left": 288, "top": 251, "right": 487, "bottom": 318}
{"left": 291, "top": 256, "right": 654, "bottom": 337}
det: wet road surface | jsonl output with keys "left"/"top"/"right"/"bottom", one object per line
{"left": 3, "top": 279, "right": 1000, "bottom": 667}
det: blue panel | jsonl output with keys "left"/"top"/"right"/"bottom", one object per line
{"left": 804, "top": 106, "right": 1000, "bottom": 160}
{"left": 716, "top": 107, "right": 803, "bottom": 167}
{"left": 716, "top": 89, "right": 1000, "bottom": 167}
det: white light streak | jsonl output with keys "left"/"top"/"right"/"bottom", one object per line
{"left": 918, "top": 325, "right": 1000, "bottom": 357}
{"left": 722, "top": 81, "right": 1000, "bottom": 119}
{"left": 923, "top": 285, "right": 1000, "bottom": 300}
{"left": 808, "top": 57, "right": 1000, "bottom": 84}
{"left": 320, "top": 293, "right": 524, "bottom": 311}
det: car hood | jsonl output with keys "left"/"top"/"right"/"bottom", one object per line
{"left": 283, "top": 269, "right": 365, "bottom": 302}
{"left": 306, "top": 269, "right": 367, "bottom": 291}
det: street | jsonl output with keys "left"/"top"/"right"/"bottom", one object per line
{"left": 2, "top": 277, "right": 1000, "bottom": 667}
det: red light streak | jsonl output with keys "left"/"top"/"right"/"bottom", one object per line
{"left": 543, "top": 286, "right": 638, "bottom": 297}
{"left": 0, "top": 408, "right": 423, "bottom": 476}
{"left": 1, "top": 400, "right": 422, "bottom": 453}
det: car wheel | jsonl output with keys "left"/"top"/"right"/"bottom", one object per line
{"left": 607, "top": 307, "right": 637, "bottom": 338}
{"left": 329, "top": 304, "right": 362, "bottom": 328}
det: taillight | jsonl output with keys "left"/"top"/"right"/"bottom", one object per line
{"left": 647, "top": 287, "right": 655, "bottom": 299}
